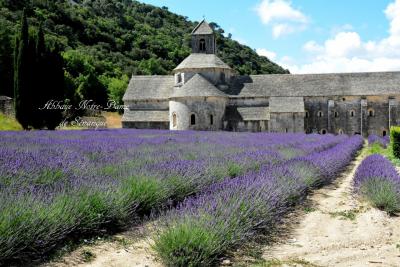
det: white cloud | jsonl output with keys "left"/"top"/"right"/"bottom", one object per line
{"left": 256, "top": 0, "right": 308, "bottom": 38}
{"left": 303, "top": 41, "right": 323, "bottom": 53}
{"left": 257, "top": 0, "right": 307, "bottom": 24}
{"left": 256, "top": 48, "right": 277, "bottom": 59}
{"left": 281, "top": 0, "right": 400, "bottom": 74}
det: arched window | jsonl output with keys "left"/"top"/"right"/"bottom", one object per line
{"left": 383, "top": 130, "right": 387, "bottom": 137}
{"left": 199, "top": 39, "right": 206, "bottom": 52}
{"left": 317, "top": 111, "right": 323, "bottom": 117}
{"left": 209, "top": 114, "right": 214, "bottom": 125}
{"left": 338, "top": 129, "right": 344, "bottom": 135}
{"left": 305, "top": 111, "right": 309, "bottom": 118}
{"left": 368, "top": 109, "right": 375, "bottom": 117}
{"left": 321, "top": 129, "right": 327, "bottom": 135}
{"left": 172, "top": 113, "right": 177, "bottom": 128}
{"left": 350, "top": 110, "right": 355, "bottom": 117}
{"left": 334, "top": 111, "right": 339, "bottom": 118}
{"left": 190, "top": 114, "right": 196, "bottom": 125}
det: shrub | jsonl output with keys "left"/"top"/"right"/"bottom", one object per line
{"left": 390, "top": 126, "right": 400, "bottom": 158}
{"left": 354, "top": 154, "right": 400, "bottom": 214}
{"left": 360, "top": 179, "right": 400, "bottom": 214}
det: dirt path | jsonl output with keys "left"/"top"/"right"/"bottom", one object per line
{"left": 44, "top": 226, "right": 162, "bottom": 267}
{"left": 262, "top": 150, "right": 400, "bottom": 267}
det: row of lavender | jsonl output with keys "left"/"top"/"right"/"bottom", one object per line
{"left": 368, "top": 134, "right": 390, "bottom": 148}
{"left": 0, "top": 130, "right": 345, "bottom": 263}
{"left": 354, "top": 155, "right": 400, "bottom": 214}
{"left": 154, "top": 135, "right": 364, "bottom": 266}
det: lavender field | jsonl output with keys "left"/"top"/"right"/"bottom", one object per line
{"left": 0, "top": 130, "right": 363, "bottom": 265}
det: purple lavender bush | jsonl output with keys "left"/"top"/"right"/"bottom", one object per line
{"left": 354, "top": 154, "right": 400, "bottom": 214}
{"left": 368, "top": 134, "right": 390, "bottom": 148}
{"left": 154, "top": 136, "right": 363, "bottom": 267}
{"left": 0, "top": 130, "right": 344, "bottom": 264}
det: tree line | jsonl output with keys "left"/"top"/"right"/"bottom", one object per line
{"left": 0, "top": 0, "right": 290, "bottom": 129}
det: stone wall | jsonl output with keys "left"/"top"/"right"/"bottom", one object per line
{"left": 169, "top": 97, "right": 227, "bottom": 130}
{"left": 305, "top": 95, "right": 399, "bottom": 136}
{"left": 191, "top": 34, "right": 215, "bottom": 54}
{"left": 122, "top": 121, "right": 169, "bottom": 129}
{"left": 223, "top": 120, "right": 268, "bottom": 132}
{"left": 0, "top": 96, "right": 13, "bottom": 117}
{"left": 269, "top": 112, "right": 304, "bottom": 133}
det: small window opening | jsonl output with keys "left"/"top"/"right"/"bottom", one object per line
{"left": 220, "top": 72, "right": 225, "bottom": 84}
{"left": 285, "top": 128, "right": 288, "bottom": 133}
{"left": 172, "top": 113, "right": 177, "bottom": 128}
{"left": 350, "top": 110, "right": 355, "bottom": 117}
{"left": 383, "top": 130, "right": 387, "bottom": 137}
{"left": 191, "top": 114, "right": 196, "bottom": 125}
{"left": 317, "top": 111, "right": 323, "bottom": 117}
{"left": 334, "top": 111, "right": 339, "bottom": 118}
{"left": 210, "top": 114, "right": 214, "bottom": 125}
{"left": 368, "top": 109, "right": 375, "bottom": 117}
{"left": 199, "top": 39, "right": 206, "bottom": 52}
{"left": 342, "top": 98, "right": 346, "bottom": 101}
{"left": 338, "top": 129, "right": 344, "bottom": 135}
{"left": 305, "top": 111, "right": 309, "bottom": 118}
{"left": 321, "top": 129, "right": 327, "bottom": 135}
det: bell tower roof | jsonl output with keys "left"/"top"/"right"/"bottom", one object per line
{"left": 191, "top": 20, "right": 214, "bottom": 35}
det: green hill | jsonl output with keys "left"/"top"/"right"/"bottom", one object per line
{"left": 0, "top": 0, "right": 289, "bottom": 103}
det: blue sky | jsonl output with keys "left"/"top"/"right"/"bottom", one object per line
{"left": 140, "top": 0, "right": 400, "bottom": 74}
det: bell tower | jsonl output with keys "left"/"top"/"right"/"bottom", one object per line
{"left": 191, "top": 20, "right": 216, "bottom": 54}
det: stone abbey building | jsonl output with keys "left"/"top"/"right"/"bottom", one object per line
{"left": 123, "top": 20, "right": 400, "bottom": 137}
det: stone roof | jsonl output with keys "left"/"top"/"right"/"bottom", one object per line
{"left": 191, "top": 20, "right": 214, "bottom": 35}
{"left": 174, "top": 54, "right": 232, "bottom": 72}
{"left": 122, "top": 110, "right": 169, "bottom": 122}
{"left": 123, "top": 71, "right": 400, "bottom": 102}
{"left": 229, "top": 71, "right": 400, "bottom": 97}
{"left": 237, "top": 107, "right": 270, "bottom": 121}
{"left": 171, "top": 74, "right": 227, "bottom": 98}
{"left": 123, "top": 76, "right": 174, "bottom": 101}
{"left": 224, "top": 106, "right": 270, "bottom": 121}
{"left": 269, "top": 97, "right": 305, "bottom": 113}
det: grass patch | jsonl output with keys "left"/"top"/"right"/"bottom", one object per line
{"left": 367, "top": 143, "right": 400, "bottom": 167}
{"left": 329, "top": 210, "right": 359, "bottom": 221}
{"left": 0, "top": 112, "right": 22, "bottom": 130}
{"left": 81, "top": 249, "right": 96, "bottom": 262}
{"left": 303, "top": 206, "right": 316, "bottom": 213}
{"left": 252, "top": 258, "right": 321, "bottom": 267}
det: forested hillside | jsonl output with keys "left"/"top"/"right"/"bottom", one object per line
{"left": 0, "top": 0, "right": 289, "bottom": 104}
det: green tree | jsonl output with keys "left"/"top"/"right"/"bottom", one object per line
{"left": 42, "top": 45, "right": 65, "bottom": 130}
{"left": 78, "top": 72, "right": 108, "bottom": 107}
{"left": 107, "top": 74, "right": 129, "bottom": 107}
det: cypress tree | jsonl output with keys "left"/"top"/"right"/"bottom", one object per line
{"left": 14, "top": 9, "right": 30, "bottom": 129}
{"left": 31, "top": 23, "right": 46, "bottom": 129}
{"left": 42, "top": 45, "right": 65, "bottom": 130}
